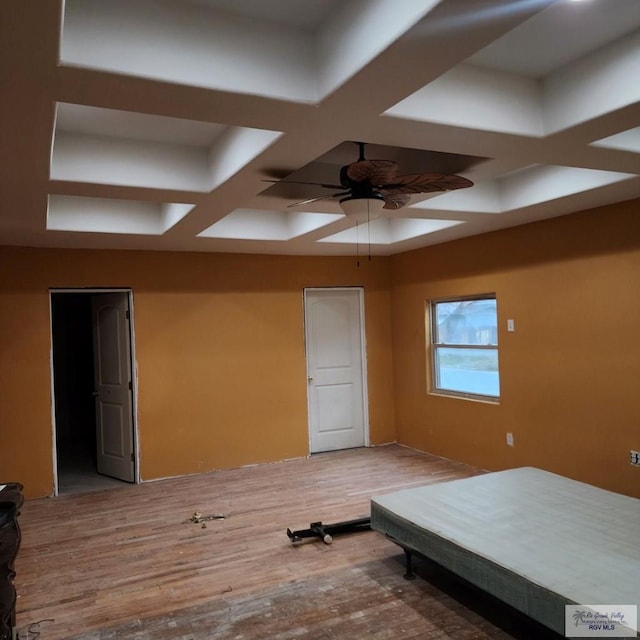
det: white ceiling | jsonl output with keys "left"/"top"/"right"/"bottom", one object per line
{"left": 1, "top": 0, "right": 639, "bottom": 256}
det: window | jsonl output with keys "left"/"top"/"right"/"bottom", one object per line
{"left": 429, "top": 295, "right": 500, "bottom": 400}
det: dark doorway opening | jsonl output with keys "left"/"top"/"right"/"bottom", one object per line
{"left": 51, "top": 292, "right": 130, "bottom": 494}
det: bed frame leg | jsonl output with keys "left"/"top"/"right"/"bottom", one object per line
{"left": 403, "top": 547, "right": 415, "bottom": 580}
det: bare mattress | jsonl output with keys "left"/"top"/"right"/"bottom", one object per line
{"left": 370, "top": 467, "right": 640, "bottom": 635}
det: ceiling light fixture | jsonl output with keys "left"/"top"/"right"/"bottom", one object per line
{"left": 339, "top": 194, "right": 386, "bottom": 221}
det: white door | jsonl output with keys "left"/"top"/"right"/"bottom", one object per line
{"left": 305, "top": 288, "right": 368, "bottom": 453}
{"left": 91, "top": 293, "right": 135, "bottom": 481}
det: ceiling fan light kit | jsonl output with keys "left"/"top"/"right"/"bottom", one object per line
{"left": 339, "top": 194, "right": 386, "bottom": 221}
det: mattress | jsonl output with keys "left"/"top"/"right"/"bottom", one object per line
{"left": 371, "top": 467, "right": 640, "bottom": 635}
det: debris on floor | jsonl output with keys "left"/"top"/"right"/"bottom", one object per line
{"left": 184, "top": 511, "right": 226, "bottom": 528}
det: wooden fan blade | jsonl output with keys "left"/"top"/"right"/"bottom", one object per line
{"left": 346, "top": 160, "right": 399, "bottom": 186}
{"left": 381, "top": 173, "right": 473, "bottom": 194}
{"left": 287, "top": 192, "right": 349, "bottom": 208}
{"left": 382, "top": 194, "right": 411, "bottom": 210}
{"left": 262, "top": 179, "right": 344, "bottom": 190}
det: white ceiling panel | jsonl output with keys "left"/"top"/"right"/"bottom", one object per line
{"left": 1, "top": 0, "right": 639, "bottom": 256}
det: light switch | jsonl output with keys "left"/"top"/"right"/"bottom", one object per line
{"left": 507, "top": 319, "right": 515, "bottom": 332}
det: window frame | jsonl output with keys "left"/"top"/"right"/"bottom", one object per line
{"left": 428, "top": 293, "right": 500, "bottom": 402}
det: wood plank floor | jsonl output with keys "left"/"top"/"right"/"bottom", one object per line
{"left": 14, "top": 445, "right": 562, "bottom": 639}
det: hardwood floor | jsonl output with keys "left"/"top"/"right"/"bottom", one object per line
{"left": 14, "top": 445, "right": 561, "bottom": 639}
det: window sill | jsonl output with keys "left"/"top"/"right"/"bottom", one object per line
{"left": 429, "top": 389, "right": 500, "bottom": 405}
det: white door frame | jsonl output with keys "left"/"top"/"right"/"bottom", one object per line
{"left": 303, "top": 286, "right": 370, "bottom": 452}
{"left": 49, "top": 288, "right": 139, "bottom": 495}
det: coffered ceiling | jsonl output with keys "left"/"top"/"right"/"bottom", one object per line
{"left": 1, "top": 0, "right": 639, "bottom": 256}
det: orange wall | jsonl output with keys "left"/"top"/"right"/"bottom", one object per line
{"left": 0, "top": 250, "right": 395, "bottom": 498}
{"left": 390, "top": 199, "right": 640, "bottom": 498}
{"left": 2, "top": 199, "right": 639, "bottom": 500}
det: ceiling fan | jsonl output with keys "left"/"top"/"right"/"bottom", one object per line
{"left": 263, "top": 142, "right": 474, "bottom": 216}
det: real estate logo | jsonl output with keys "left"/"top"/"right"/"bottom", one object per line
{"left": 565, "top": 604, "right": 637, "bottom": 637}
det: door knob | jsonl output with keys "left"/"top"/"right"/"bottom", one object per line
{"left": 91, "top": 391, "right": 99, "bottom": 397}
{"left": 307, "top": 376, "right": 313, "bottom": 382}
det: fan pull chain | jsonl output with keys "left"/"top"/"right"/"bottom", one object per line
{"left": 356, "top": 219, "right": 360, "bottom": 267}
{"left": 367, "top": 199, "right": 372, "bottom": 262}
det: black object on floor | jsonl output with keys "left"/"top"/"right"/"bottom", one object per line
{"left": 287, "top": 517, "right": 370, "bottom": 544}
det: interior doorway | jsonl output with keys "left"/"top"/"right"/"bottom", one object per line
{"left": 304, "top": 287, "right": 369, "bottom": 453}
{"left": 50, "top": 290, "right": 137, "bottom": 495}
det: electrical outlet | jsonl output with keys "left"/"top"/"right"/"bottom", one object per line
{"left": 630, "top": 450, "right": 640, "bottom": 466}
{"left": 506, "top": 432, "right": 514, "bottom": 447}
